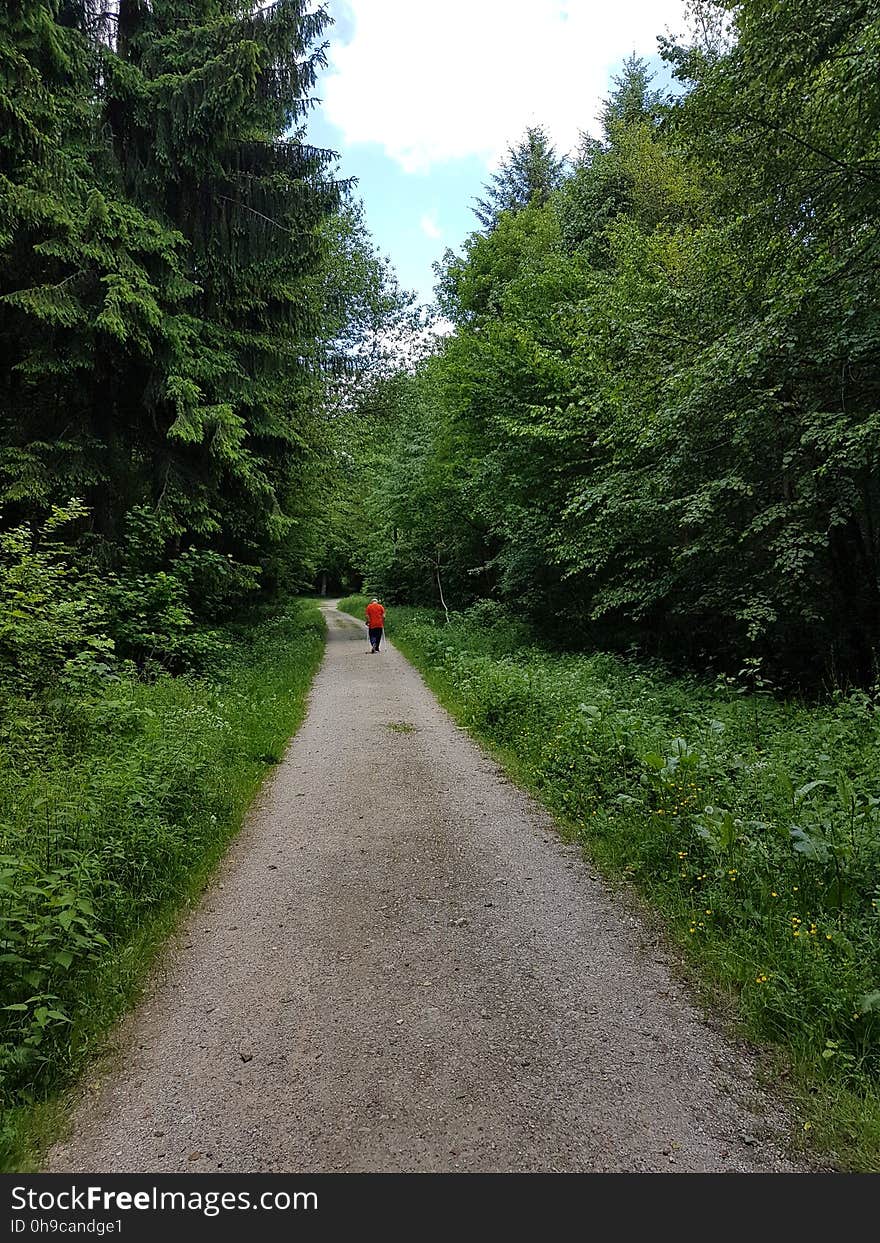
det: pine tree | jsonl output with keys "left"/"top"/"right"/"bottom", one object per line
{"left": 473, "top": 125, "right": 567, "bottom": 230}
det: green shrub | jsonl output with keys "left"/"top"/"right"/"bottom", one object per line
{"left": 0, "top": 597, "right": 324, "bottom": 1170}
{"left": 0, "top": 501, "right": 116, "bottom": 697}
{"left": 0, "top": 501, "right": 268, "bottom": 691}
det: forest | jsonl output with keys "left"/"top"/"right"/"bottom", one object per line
{"left": 2, "top": 0, "right": 880, "bottom": 1170}
{"left": 339, "top": 1, "right": 880, "bottom": 692}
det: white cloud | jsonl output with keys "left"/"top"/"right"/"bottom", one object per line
{"left": 322, "top": 1, "right": 687, "bottom": 173}
{"left": 420, "top": 210, "right": 443, "bottom": 240}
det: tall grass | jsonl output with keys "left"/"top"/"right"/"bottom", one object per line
{"left": 0, "top": 598, "right": 324, "bottom": 1171}
{"left": 337, "top": 595, "right": 880, "bottom": 1169}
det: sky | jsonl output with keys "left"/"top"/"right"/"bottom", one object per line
{"left": 307, "top": 0, "right": 689, "bottom": 306}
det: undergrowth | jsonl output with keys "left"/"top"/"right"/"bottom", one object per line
{"left": 0, "top": 598, "right": 324, "bottom": 1171}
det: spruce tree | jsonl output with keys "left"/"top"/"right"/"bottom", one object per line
{"left": 1, "top": 1, "right": 343, "bottom": 599}
{"left": 1, "top": 1, "right": 181, "bottom": 522}
{"left": 473, "top": 125, "right": 567, "bottom": 230}
{"left": 598, "top": 53, "right": 664, "bottom": 141}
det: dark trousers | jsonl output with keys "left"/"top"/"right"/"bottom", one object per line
{"left": 369, "top": 627, "right": 383, "bottom": 651}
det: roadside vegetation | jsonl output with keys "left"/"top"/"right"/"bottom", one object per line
{"left": 339, "top": 595, "right": 880, "bottom": 1170}
{"left": 0, "top": 589, "right": 324, "bottom": 1172}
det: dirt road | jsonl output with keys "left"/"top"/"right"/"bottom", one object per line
{"left": 48, "top": 603, "right": 806, "bottom": 1173}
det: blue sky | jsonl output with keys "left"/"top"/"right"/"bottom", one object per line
{"left": 308, "top": 1, "right": 688, "bottom": 306}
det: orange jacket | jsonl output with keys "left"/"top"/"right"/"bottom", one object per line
{"left": 365, "top": 601, "right": 385, "bottom": 628}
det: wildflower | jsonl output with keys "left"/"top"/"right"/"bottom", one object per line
{"left": 678, "top": 851, "right": 687, "bottom": 859}
{"left": 771, "top": 891, "right": 777, "bottom": 898}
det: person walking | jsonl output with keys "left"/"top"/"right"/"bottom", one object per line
{"left": 364, "top": 597, "right": 386, "bottom": 653}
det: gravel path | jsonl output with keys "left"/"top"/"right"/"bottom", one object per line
{"left": 48, "top": 603, "right": 808, "bottom": 1173}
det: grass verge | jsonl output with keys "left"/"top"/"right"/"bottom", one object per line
{"left": 337, "top": 595, "right": 880, "bottom": 1171}
{"left": 1, "top": 597, "right": 325, "bottom": 1172}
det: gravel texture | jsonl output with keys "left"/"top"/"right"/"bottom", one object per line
{"left": 47, "top": 603, "right": 810, "bottom": 1173}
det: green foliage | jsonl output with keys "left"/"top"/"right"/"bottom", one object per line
{"left": 0, "top": 597, "right": 324, "bottom": 1171}
{"left": 352, "top": 2, "right": 880, "bottom": 689}
{"left": 1, "top": 0, "right": 350, "bottom": 615}
{"left": 0, "top": 499, "right": 263, "bottom": 683}
{"left": 0, "top": 499, "right": 115, "bottom": 695}
{"left": 327, "top": 365, "right": 491, "bottom": 609}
